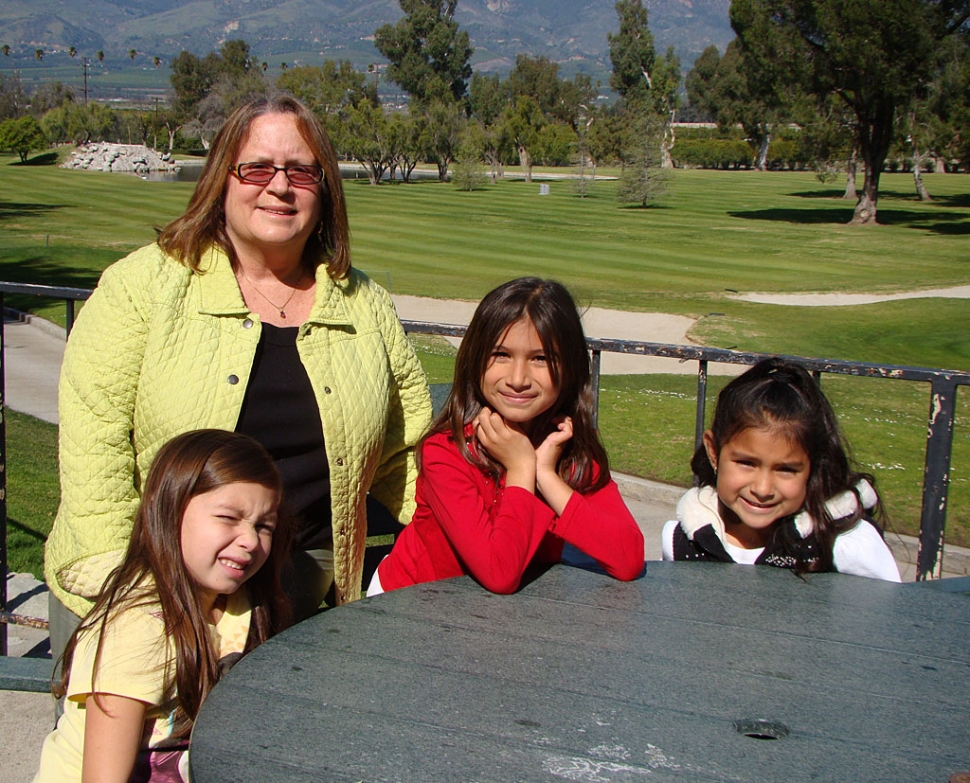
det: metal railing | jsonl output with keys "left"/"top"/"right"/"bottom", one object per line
{"left": 1, "top": 283, "right": 968, "bottom": 654}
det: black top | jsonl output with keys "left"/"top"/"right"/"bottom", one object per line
{"left": 236, "top": 323, "right": 331, "bottom": 549}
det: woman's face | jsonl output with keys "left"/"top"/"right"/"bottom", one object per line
{"left": 224, "top": 112, "right": 323, "bottom": 266}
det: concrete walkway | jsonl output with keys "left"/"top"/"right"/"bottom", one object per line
{"left": 2, "top": 304, "right": 968, "bottom": 783}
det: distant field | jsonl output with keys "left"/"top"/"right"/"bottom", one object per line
{"left": 1, "top": 155, "right": 968, "bottom": 568}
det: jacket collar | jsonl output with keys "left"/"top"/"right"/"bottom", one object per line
{"left": 677, "top": 479, "right": 877, "bottom": 541}
{"left": 194, "top": 245, "right": 354, "bottom": 327}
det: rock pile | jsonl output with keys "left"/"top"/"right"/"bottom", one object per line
{"left": 61, "top": 143, "right": 181, "bottom": 175}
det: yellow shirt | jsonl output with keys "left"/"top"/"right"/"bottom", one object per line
{"left": 33, "top": 590, "right": 251, "bottom": 783}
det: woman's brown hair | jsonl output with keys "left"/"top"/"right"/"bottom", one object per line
{"left": 428, "top": 277, "right": 610, "bottom": 494}
{"left": 156, "top": 94, "right": 351, "bottom": 279}
{"left": 55, "top": 429, "right": 295, "bottom": 738}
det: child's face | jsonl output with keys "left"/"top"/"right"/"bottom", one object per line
{"left": 481, "top": 317, "right": 559, "bottom": 432}
{"left": 180, "top": 481, "right": 279, "bottom": 614}
{"left": 704, "top": 426, "right": 810, "bottom": 547}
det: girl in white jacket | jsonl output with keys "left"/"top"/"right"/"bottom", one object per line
{"left": 662, "top": 358, "right": 900, "bottom": 581}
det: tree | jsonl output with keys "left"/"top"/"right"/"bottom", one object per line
{"left": 731, "top": 0, "right": 970, "bottom": 225}
{"left": 374, "top": 0, "right": 473, "bottom": 104}
{"left": 608, "top": 0, "right": 681, "bottom": 167}
{"left": 29, "top": 81, "right": 75, "bottom": 116}
{"left": 0, "top": 72, "right": 27, "bottom": 120}
{"left": 34, "top": 49, "right": 43, "bottom": 61}
{"left": 686, "top": 40, "right": 784, "bottom": 170}
{"left": 278, "top": 61, "right": 376, "bottom": 152}
{"left": 508, "top": 54, "right": 595, "bottom": 129}
{"left": 608, "top": 0, "right": 656, "bottom": 106}
{"left": 343, "top": 102, "right": 393, "bottom": 184}
{"left": 0, "top": 115, "right": 47, "bottom": 162}
{"left": 1, "top": 45, "right": 10, "bottom": 57}
{"left": 170, "top": 41, "right": 266, "bottom": 144}
{"left": 616, "top": 113, "right": 671, "bottom": 207}
{"left": 451, "top": 124, "right": 488, "bottom": 191}
{"left": 502, "top": 96, "right": 545, "bottom": 182}
{"left": 424, "top": 98, "right": 465, "bottom": 180}
{"left": 387, "top": 111, "right": 429, "bottom": 182}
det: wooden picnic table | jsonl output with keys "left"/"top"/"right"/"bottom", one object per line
{"left": 190, "top": 562, "right": 970, "bottom": 782}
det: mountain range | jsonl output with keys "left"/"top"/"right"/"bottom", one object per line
{"left": 1, "top": 0, "right": 734, "bottom": 83}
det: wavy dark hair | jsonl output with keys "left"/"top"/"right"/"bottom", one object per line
{"left": 156, "top": 93, "right": 351, "bottom": 279}
{"left": 54, "top": 429, "right": 294, "bottom": 738}
{"left": 426, "top": 277, "right": 609, "bottom": 494}
{"left": 692, "top": 357, "right": 881, "bottom": 571}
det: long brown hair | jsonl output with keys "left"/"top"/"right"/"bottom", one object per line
{"left": 55, "top": 429, "right": 294, "bottom": 737}
{"left": 691, "top": 358, "right": 882, "bottom": 571}
{"left": 428, "top": 277, "right": 609, "bottom": 494}
{"left": 156, "top": 94, "right": 351, "bottom": 279}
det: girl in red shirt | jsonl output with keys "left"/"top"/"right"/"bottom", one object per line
{"left": 369, "top": 278, "right": 644, "bottom": 595}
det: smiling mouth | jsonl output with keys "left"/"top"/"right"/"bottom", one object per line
{"left": 259, "top": 207, "right": 297, "bottom": 216}
{"left": 740, "top": 497, "right": 779, "bottom": 511}
{"left": 500, "top": 393, "right": 537, "bottom": 405}
{"left": 219, "top": 558, "right": 249, "bottom": 572}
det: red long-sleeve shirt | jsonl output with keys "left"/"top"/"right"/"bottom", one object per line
{"left": 376, "top": 431, "right": 645, "bottom": 594}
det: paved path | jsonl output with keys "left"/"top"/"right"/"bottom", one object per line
{"left": 734, "top": 284, "right": 970, "bottom": 307}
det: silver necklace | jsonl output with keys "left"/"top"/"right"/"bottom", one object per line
{"left": 242, "top": 272, "right": 305, "bottom": 319}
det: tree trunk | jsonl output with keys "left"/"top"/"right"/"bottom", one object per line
{"left": 851, "top": 100, "right": 895, "bottom": 225}
{"left": 913, "top": 155, "right": 932, "bottom": 201}
{"left": 753, "top": 130, "right": 769, "bottom": 171}
{"left": 661, "top": 115, "right": 675, "bottom": 169}
{"left": 518, "top": 145, "right": 533, "bottom": 183}
{"left": 843, "top": 148, "right": 857, "bottom": 200}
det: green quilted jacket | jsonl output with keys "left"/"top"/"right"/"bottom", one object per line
{"left": 46, "top": 243, "right": 432, "bottom": 616}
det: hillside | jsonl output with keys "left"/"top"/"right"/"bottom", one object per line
{"left": 0, "top": 0, "right": 733, "bottom": 86}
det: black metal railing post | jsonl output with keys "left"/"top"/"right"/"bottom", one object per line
{"left": 917, "top": 375, "right": 960, "bottom": 580}
{"left": 1, "top": 289, "right": 7, "bottom": 655}
{"left": 590, "top": 348, "right": 602, "bottom": 429}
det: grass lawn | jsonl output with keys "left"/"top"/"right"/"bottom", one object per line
{"left": 1, "top": 155, "right": 968, "bottom": 575}
{"left": 3, "top": 411, "right": 60, "bottom": 580}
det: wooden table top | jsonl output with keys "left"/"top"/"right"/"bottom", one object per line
{"left": 190, "top": 562, "right": 970, "bottom": 782}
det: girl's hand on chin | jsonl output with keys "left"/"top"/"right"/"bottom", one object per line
{"left": 535, "top": 416, "right": 573, "bottom": 474}
{"left": 475, "top": 407, "right": 536, "bottom": 474}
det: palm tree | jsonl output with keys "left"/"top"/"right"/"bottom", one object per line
{"left": 69, "top": 46, "right": 77, "bottom": 58}
{"left": 34, "top": 48, "right": 43, "bottom": 61}
{"left": 128, "top": 49, "right": 136, "bottom": 60}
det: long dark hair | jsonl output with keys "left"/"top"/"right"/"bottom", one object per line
{"left": 157, "top": 93, "right": 351, "bottom": 279}
{"left": 692, "top": 358, "right": 880, "bottom": 571}
{"left": 55, "top": 429, "right": 294, "bottom": 737}
{"left": 427, "top": 277, "right": 609, "bottom": 494}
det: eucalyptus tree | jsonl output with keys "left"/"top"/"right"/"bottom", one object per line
{"left": 608, "top": 0, "right": 681, "bottom": 167}
{"left": 374, "top": 0, "right": 473, "bottom": 104}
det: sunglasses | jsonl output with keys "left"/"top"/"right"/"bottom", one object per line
{"left": 231, "top": 162, "right": 324, "bottom": 186}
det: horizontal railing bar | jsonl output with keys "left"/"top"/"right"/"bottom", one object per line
{"left": 0, "top": 282, "right": 91, "bottom": 301}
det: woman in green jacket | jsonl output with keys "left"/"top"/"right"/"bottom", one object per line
{"left": 46, "top": 95, "right": 432, "bottom": 652}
